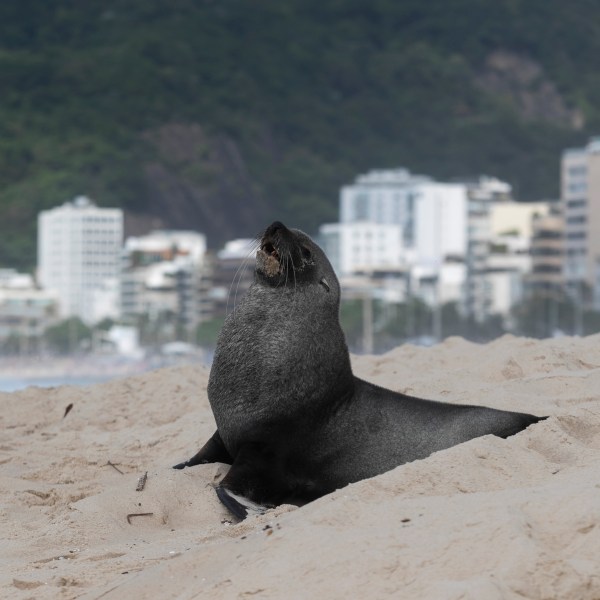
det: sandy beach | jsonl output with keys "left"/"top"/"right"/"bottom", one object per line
{"left": 2, "top": 333, "right": 600, "bottom": 599}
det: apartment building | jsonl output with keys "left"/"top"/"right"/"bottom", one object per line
{"left": 332, "top": 169, "right": 469, "bottom": 270}
{"left": 318, "top": 221, "right": 405, "bottom": 276}
{"left": 37, "top": 196, "right": 123, "bottom": 324}
{"left": 323, "top": 169, "right": 499, "bottom": 315}
{"left": 120, "top": 230, "right": 209, "bottom": 333}
{"left": 0, "top": 269, "right": 59, "bottom": 347}
{"left": 526, "top": 207, "right": 564, "bottom": 297}
{"left": 462, "top": 177, "right": 512, "bottom": 322}
{"left": 561, "top": 137, "right": 600, "bottom": 308}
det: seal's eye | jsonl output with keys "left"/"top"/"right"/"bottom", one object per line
{"left": 301, "top": 247, "right": 311, "bottom": 260}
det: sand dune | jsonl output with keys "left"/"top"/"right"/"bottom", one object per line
{"left": 2, "top": 334, "right": 600, "bottom": 599}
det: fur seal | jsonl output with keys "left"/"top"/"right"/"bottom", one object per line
{"left": 174, "top": 221, "right": 545, "bottom": 519}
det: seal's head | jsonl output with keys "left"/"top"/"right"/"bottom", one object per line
{"left": 256, "top": 221, "right": 339, "bottom": 299}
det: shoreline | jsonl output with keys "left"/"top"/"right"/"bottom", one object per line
{"left": 0, "top": 352, "right": 205, "bottom": 381}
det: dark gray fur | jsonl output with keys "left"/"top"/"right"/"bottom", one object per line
{"left": 174, "top": 222, "right": 545, "bottom": 518}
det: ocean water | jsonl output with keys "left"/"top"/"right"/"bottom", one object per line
{"left": 0, "top": 376, "right": 112, "bottom": 393}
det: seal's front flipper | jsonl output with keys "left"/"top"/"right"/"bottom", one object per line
{"left": 173, "top": 430, "right": 233, "bottom": 469}
{"left": 216, "top": 486, "right": 268, "bottom": 520}
{"left": 216, "top": 442, "right": 286, "bottom": 519}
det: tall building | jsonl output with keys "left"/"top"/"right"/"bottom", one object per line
{"left": 324, "top": 168, "right": 473, "bottom": 310}
{"left": 413, "top": 183, "right": 467, "bottom": 268}
{"left": 334, "top": 169, "right": 469, "bottom": 272}
{"left": 37, "top": 196, "right": 123, "bottom": 324}
{"left": 526, "top": 207, "right": 564, "bottom": 297}
{"left": 324, "top": 169, "right": 534, "bottom": 325}
{"left": 484, "top": 199, "right": 553, "bottom": 324}
{"left": 561, "top": 137, "right": 600, "bottom": 308}
{"left": 120, "top": 230, "right": 209, "bottom": 334}
{"left": 339, "top": 169, "right": 430, "bottom": 247}
{"left": 463, "top": 177, "right": 512, "bottom": 323}
{"left": 319, "top": 222, "right": 404, "bottom": 275}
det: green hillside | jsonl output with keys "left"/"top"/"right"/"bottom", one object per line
{"left": 1, "top": 0, "right": 598, "bottom": 270}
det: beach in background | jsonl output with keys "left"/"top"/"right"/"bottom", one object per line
{"left": 0, "top": 354, "right": 204, "bottom": 393}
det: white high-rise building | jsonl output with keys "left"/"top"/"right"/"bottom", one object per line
{"left": 463, "top": 177, "right": 510, "bottom": 322}
{"left": 319, "top": 221, "right": 404, "bottom": 275}
{"left": 337, "top": 169, "right": 469, "bottom": 269}
{"left": 37, "top": 196, "right": 123, "bottom": 324}
{"left": 413, "top": 183, "right": 467, "bottom": 267}
{"left": 324, "top": 169, "right": 471, "bottom": 308}
{"left": 561, "top": 137, "right": 600, "bottom": 308}
{"left": 339, "top": 168, "right": 430, "bottom": 248}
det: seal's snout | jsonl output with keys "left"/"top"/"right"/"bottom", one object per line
{"left": 261, "top": 222, "right": 289, "bottom": 254}
{"left": 260, "top": 221, "right": 289, "bottom": 265}
{"left": 257, "top": 221, "right": 313, "bottom": 281}
{"left": 258, "top": 221, "right": 288, "bottom": 278}
{"left": 262, "top": 240, "right": 279, "bottom": 261}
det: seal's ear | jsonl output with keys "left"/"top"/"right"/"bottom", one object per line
{"left": 319, "top": 277, "right": 330, "bottom": 292}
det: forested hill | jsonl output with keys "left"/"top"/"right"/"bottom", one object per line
{"left": 1, "top": 0, "right": 599, "bottom": 269}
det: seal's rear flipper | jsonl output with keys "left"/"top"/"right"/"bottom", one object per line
{"left": 172, "top": 430, "right": 233, "bottom": 469}
{"left": 216, "top": 486, "right": 268, "bottom": 520}
{"left": 497, "top": 414, "right": 548, "bottom": 439}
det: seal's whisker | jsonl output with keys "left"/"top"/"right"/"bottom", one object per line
{"left": 226, "top": 239, "right": 259, "bottom": 318}
{"left": 226, "top": 252, "right": 251, "bottom": 318}
{"left": 234, "top": 241, "right": 260, "bottom": 312}
{"left": 287, "top": 252, "right": 293, "bottom": 283}
{"left": 290, "top": 249, "right": 298, "bottom": 312}
{"left": 283, "top": 252, "right": 290, "bottom": 292}
{"left": 278, "top": 245, "right": 290, "bottom": 294}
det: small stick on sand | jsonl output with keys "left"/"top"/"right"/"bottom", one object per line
{"left": 106, "top": 461, "right": 124, "bottom": 475}
{"left": 63, "top": 403, "right": 73, "bottom": 418}
{"left": 126, "top": 512, "right": 153, "bottom": 524}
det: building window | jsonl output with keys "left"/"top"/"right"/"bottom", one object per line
{"left": 568, "top": 165, "right": 587, "bottom": 177}
{"left": 354, "top": 193, "right": 369, "bottom": 220}
{"left": 568, "top": 182, "right": 587, "bottom": 195}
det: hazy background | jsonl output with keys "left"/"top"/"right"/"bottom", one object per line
{"left": 0, "top": 0, "right": 597, "bottom": 270}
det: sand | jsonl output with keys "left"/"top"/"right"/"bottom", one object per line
{"left": 1, "top": 334, "right": 600, "bottom": 599}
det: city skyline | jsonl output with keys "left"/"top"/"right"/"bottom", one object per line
{"left": 3, "top": 137, "right": 600, "bottom": 356}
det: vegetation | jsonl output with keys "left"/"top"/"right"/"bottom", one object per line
{"left": 195, "top": 317, "right": 226, "bottom": 348}
{"left": 512, "top": 293, "right": 600, "bottom": 339}
{"left": 3, "top": 291, "right": 600, "bottom": 357}
{"left": 132, "top": 311, "right": 177, "bottom": 348}
{"left": 1, "top": 1, "right": 599, "bottom": 270}
{"left": 341, "top": 298, "right": 506, "bottom": 354}
{"left": 342, "top": 294, "right": 600, "bottom": 354}
{"left": 43, "top": 317, "right": 92, "bottom": 354}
